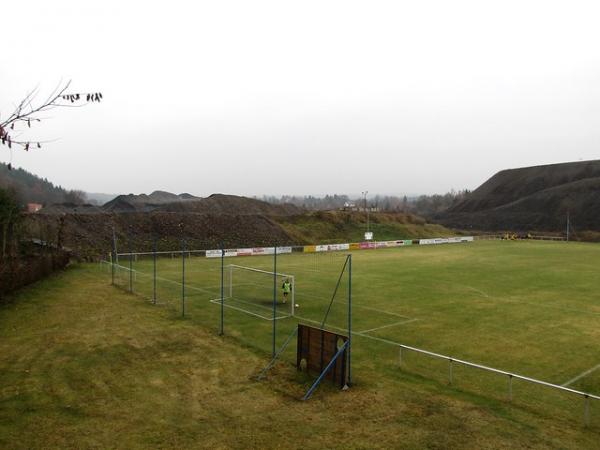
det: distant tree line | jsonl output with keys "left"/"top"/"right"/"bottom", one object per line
{"left": 410, "top": 189, "right": 471, "bottom": 217}
{"left": 0, "top": 162, "right": 86, "bottom": 207}
{"left": 260, "top": 189, "right": 471, "bottom": 217}
{"left": 259, "top": 194, "right": 353, "bottom": 211}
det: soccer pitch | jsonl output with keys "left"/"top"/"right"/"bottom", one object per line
{"left": 113, "top": 240, "right": 600, "bottom": 425}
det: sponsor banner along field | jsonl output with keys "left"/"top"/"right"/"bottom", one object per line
{"left": 206, "top": 236, "right": 470, "bottom": 259}
{"left": 206, "top": 246, "right": 293, "bottom": 258}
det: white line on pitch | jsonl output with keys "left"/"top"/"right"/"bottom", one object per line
{"left": 210, "top": 296, "right": 289, "bottom": 314}
{"left": 293, "top": 315, "right": 415, "bottom": 345}
{"left": 294, "top": 292, "right": 411, "bottom": 319}
{"left": 353, "top": 304, "right": 411, "bottom": 319}
{"left": 358, "top": 318, "right": 419, "bottom": 334}
{"left": 562, "top": 363, "right": 600, "bottom": 387}
{"left": 209, "top": 299, "right": 290, "bottom": 321}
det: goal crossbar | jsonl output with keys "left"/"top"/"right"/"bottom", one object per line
{"left": 228, "top": 264, "right": 293, "bottom": 278}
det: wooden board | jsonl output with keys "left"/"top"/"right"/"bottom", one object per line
{"left": 297, "top": 324, "right": 348, "bottom": 387}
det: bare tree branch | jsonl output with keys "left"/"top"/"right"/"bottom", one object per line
{"left": 0, "top": 80, "right": 102, "bottom": 161}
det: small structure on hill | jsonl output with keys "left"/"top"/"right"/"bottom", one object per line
{"left": 26, "top": 203, "right": 43, "bottom": 213}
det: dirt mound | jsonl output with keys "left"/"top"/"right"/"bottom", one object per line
{"left": 21, "top": 193, "right": 305, "bottom": 258}
{"left": 103, "top": 190, "right": 201, "bottom": 212}
{"left": 102, "top": 192, "right": 302, "bottom": 216}
{"left": 22, "top": 207, "right": 446, "bottom": 259}
{"left": 39, "top": 203, "right": 105, "bottom": 214}
{"left": 160, "top": 194, "right": 302, "bottom": 215}
{"left": 23, "top": 211, "right": 295, "bottom": 259}
{"left": 438, "top": 160, "right": 600, "bottom": 232}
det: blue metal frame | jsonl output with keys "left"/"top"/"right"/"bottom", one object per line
{"left": 319, "top": 255, "right": 349, "bottom": 329}
{"left": 302, "top": 340, "right": 349, "bottom": 401}
{"left": 257, "top": 327, "right": 298, "bottom": 380}
{"left": 348, "top": 254, "right": 352, "bottom": 385}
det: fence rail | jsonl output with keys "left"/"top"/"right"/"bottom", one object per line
{"left": 392, "top": 341, "right": 598, "bottom": 426}
{"left": 381, "top": 334, "right": 598, "bottom": 398}
{"left": 474, "top": 234, "right": 567, "bottom": 241}
{"left": 115, "top": 249, "right": 207, "bottom": 257}
{"left": 291, "top": 313, "right": 600, "bottom": 426}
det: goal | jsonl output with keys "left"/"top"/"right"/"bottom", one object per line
{"left": 226, "top": 264, "right": 296, "bottom": 316}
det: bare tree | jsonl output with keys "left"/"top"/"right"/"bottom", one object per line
{"left": 63, "top": 189, "right": 87, "bottom": 205}
{"left": 0, "top": 80, "right": 102, "bottom": 169}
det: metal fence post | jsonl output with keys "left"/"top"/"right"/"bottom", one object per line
{"left": 448, "top": 358, "right": 453, "bottom": 385}
{"left": 181, "top": 239, "right": 186, "bottom": 317}
{"left": 272, "top": 245, "right": 277, "bottom": 358}
{"left": 348, "top": 253, "right": 352, "bottom": 386}
{"left": 128, "top": 239, "right": 133, "bottom": 293}
{"left": 110, "top": 251, "right": 115, "bottom": 286}
{"left": 220, "top": 242, "right": 224, "bottom": 336}
{"left": 153, "top": 239, "right": 157, "bottom": 305}
{"left": 111, "top": 227, "right": 117, "bottom": 286}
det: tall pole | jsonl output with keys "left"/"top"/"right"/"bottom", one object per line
{"left": 272, "top": 245, "right": 277, "bottom": 358}
{"left": 362, "top": 190, "right": 369, "bottom": 234}
{"left": 153, "top": 238, "right": 157, "bottom": 305}
{"left": 181, "top": 239, "right": 186, "bottom": 317}
{"left": 128, "top": 236, "right": 133, "bottom": 293}
{"left": 567, "top": 211, "right": 570, "bottom": 242}
{"left": 112, "top": 227, "right": 118, "bottom": 265}
{"left": 111, "top": 227, "right": 116, "bottom": 286}
{"left": 220, "top": 242, "right": 224, "bottom": 335}
{"left": 367, "top": 200, "right": 370, "bottom": 233}
{"left": 348, "top": 254, "right": 352, "bottom": 386}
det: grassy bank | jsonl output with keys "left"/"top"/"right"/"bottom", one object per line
{"left": 275, "top": 211, "right": 452, "bottom": 244}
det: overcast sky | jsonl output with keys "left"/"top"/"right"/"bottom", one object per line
{"left": 1, "top": 1, "right": 599, "bottom": 197}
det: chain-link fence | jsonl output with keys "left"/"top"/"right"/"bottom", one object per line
{"left": 103, "top": 237, "right": 600, "bottom": 427}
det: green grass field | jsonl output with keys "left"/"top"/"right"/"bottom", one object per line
{"left": 3, "top": 240, "right": 600, "bottom": 448}
{"left": 112, "top": 240, "right": 600, "bottom": 429}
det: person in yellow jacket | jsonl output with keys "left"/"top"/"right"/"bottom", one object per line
{"left": 282, "top": 279, "right": 292, "bottom": 303}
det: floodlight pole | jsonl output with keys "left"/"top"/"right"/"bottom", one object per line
{"left": 362, "top": 190, "right": 369, "bottom": 233}
{"left": 220, "top": 242, "right": 224, "bottom": 335}
{"left": 272, "top": 245, "right": 278, "bottom": 358}
{"left": 566, "top": 211, "right": 570, "bottom": 242}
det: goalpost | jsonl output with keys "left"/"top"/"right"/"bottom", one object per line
{"left": 226, "top": 264, "right": 296, "bottom": 317}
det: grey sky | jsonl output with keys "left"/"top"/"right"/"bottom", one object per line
{"left": 1, "top": 1, "right": 599, "bottom": 197}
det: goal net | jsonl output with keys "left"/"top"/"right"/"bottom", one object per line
{"left": 221, "top": 264, "right": 296, "bottom": 318}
